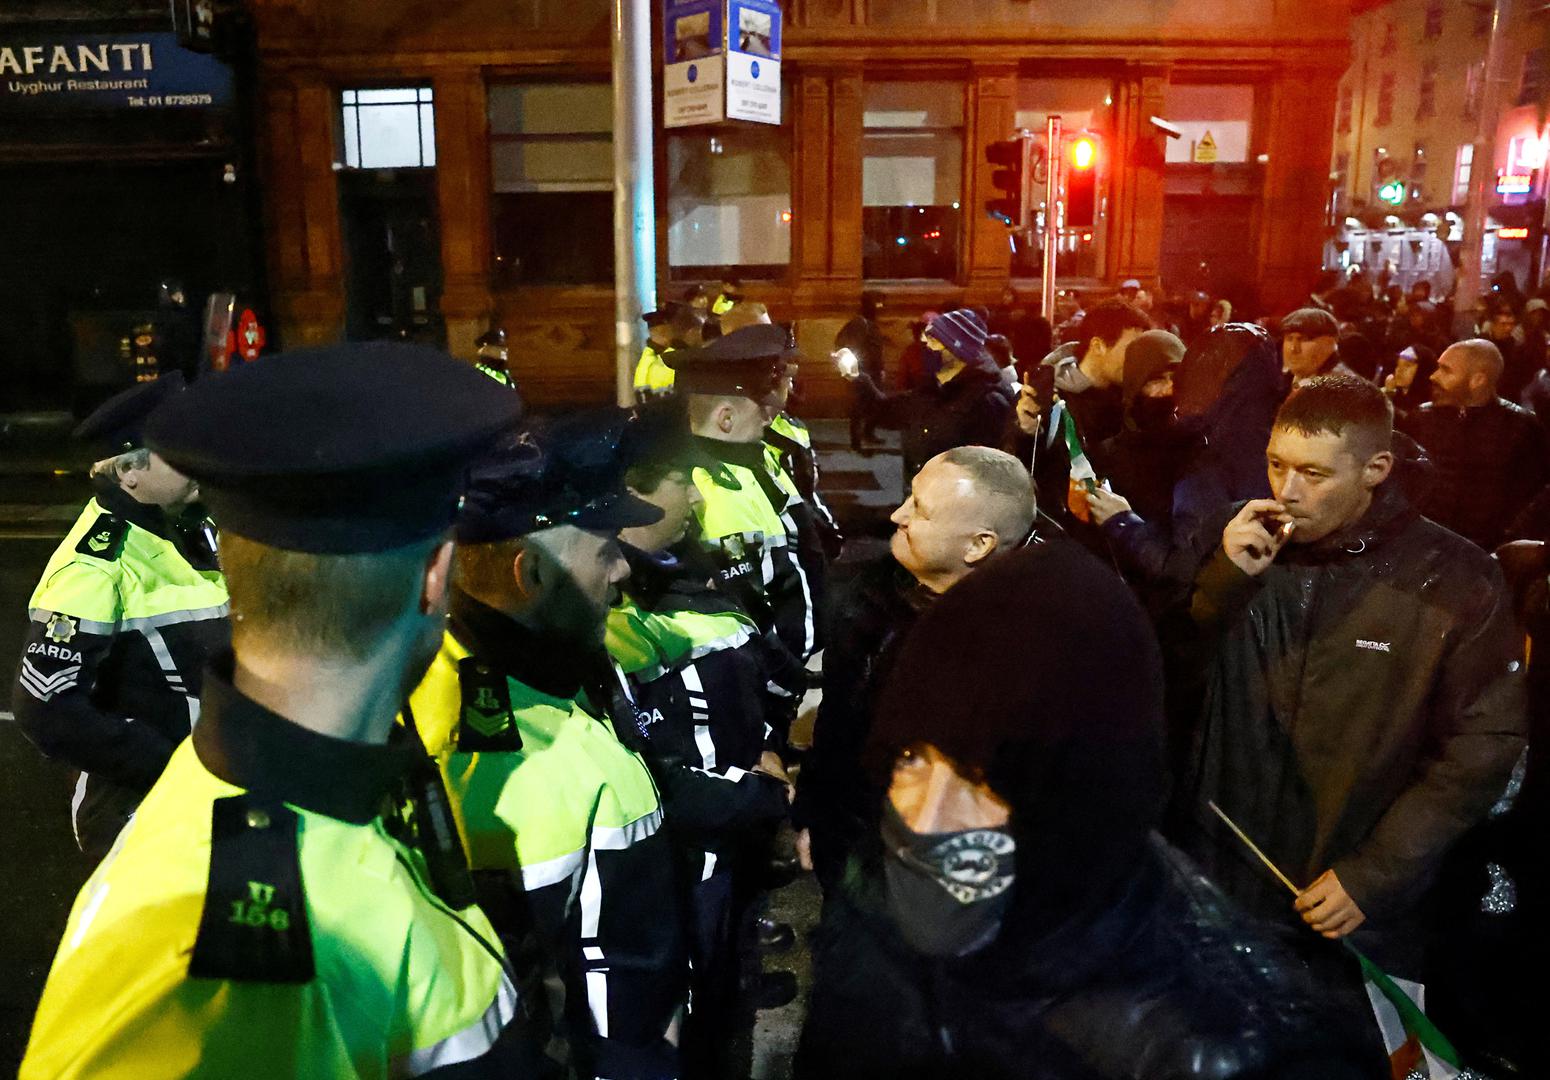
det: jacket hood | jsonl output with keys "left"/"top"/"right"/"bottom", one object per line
{"left": 867, "top": 537, "right": 1166, "bottom": 931}
{"left": 1173, "top": 323, "right": 1284, "bottom": 495}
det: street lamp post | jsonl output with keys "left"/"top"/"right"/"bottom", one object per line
{"left": 1455, "top": 0, "right": 1514, "bottom": 337}
{"left": 612, "top": 0, "right": 656, "bottom": 406}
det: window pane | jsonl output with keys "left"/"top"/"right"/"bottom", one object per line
{"left": 668, "top": 128, "right": 791, "bottom": 277}
{"left": 342, "top": 104, "right": 360, "bottom": 167}
{"left": 862, "top": 81, "right": 963, "bottom": 280}
{"left": 340, "top": 87, "right": 434, "bottom": 169}
{"left": 488, "top": 82, "right": 615, "bottom": 284}
{"left": 492, "top": 137, "right": 613, "bottom": 192}
{"left": 862, "top": 131, "right": 961, "bottom": 206}
{"left": 862, "top": 206, "right": 961, "bottom": 280}
{"left": 355, "top": 102, "right": 427, "bottom": 168}
{"left": 1163, "top": 84, "right": 1253, "bottom": 164}
{"left": 356, "top": 88, "right": 420, "bottom": 105}
{"left": 489, "top": 84, "right": 612, "bottom": 136}
{"left": 863, "top": 81, "right": 963, "bottom": 128}
{"left": 493, "top": 192, "right": 614, "bottom": 285}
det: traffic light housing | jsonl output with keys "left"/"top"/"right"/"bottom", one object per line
{"left": 1066, "top": 134, "right": 1099, "bottom": 228}
{"left": 985, "top": 137, "right": 1032, "bottom": 230}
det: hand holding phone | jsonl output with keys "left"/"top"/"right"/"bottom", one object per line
{"left": 832, "top": 347, "right": 859, "bottom": 379}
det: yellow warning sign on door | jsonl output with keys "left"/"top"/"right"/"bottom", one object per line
{"left": 1194, "top": 130, "right": 1218, "bottom": 164}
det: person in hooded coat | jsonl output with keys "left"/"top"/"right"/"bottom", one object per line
{"left": 1084, "top": 323, "right": 1283, "bottom": 606}
{"left": 795, "top": 540, "right": 1384, "bottom": 1080}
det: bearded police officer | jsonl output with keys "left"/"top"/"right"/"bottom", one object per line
{"left": 603, "top": 402, "right": 799, "bottom": 1067}
{"left": 407, "top": 418, "right": 689, "bottom": 1080}
{"left": 12, "top": 372, "right": 229, "bottom": 863}
{"left": 22, "top": 344, "right": 539, "bottom": 1078}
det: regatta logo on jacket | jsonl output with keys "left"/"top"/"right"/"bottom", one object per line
{"left": 1355, "top": 639, "right": 1392, "bottom": 653}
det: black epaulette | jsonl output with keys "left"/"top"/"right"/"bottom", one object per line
{"left": 74, "top": 513, "right": 128, "bottom": 561}
{"left": 456, "top": 657, "right": 522, "bottom": 752}
{"left": 189, "top": 795, "right": 315, "bottom": 984}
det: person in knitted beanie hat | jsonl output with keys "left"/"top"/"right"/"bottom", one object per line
{"left": 797, "top": 537, "right": 1385, "bottom": 1080}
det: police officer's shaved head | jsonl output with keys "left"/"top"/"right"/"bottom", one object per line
{"left": 935, "top": 446, "right": 1037, "bottom": 548}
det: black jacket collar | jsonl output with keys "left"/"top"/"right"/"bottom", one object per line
{"left": 96, "top": 477, "right": 176, "bottom": 540}
{"left": 693, "top": 434, "right": 766, "bottom": 471}
{"left": 449, "top": 589, "right": 603, "bottom": 700}
{"left": 192, "top": 652, "right": 414, "bottom": 825}
{"left": 95, "top": 477, "right": 218, "bottom": 569}
{"left": 1281, "top": 478, "right": 1417, "bottom": 565}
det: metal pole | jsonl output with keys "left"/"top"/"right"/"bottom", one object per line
{"left": 1454, "top": 0, "right": 1514, "bottom": 338}
{"left": 612, "top": 0, "right": 657, "bottom": 406}
{"left": 1041, "top": 114, "right": 1062, "bottom": 324}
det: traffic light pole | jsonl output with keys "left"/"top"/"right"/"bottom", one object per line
{"left": 612, "top": 0, "right": 656, "bottom": 406}
{"left": 1041, "top": 114, "right": 1062, "bottom": 326}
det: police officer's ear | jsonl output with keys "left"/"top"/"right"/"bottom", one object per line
{"left": 963, "top": 529, "right": 999, "bottom": 567}
{"left": 510, "top": 544, "right": 539, "bottom": 605}
{"left": 419, "top": 539, "right": 457, "bottom": 616}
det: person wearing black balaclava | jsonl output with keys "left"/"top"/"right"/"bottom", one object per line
{"left": 795, "top": 540, "right": 1384, "bottom": 1080}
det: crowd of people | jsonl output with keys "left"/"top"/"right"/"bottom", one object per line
{"left": 7, "top": 264, "right": 1545, "bottom": 1080}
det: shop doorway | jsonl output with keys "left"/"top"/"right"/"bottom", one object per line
{"left": 339, "top": 169, "right": 443, "bottom": 345}
{"left": 1161, "top": 193, "right": 1258, "bottom": 313}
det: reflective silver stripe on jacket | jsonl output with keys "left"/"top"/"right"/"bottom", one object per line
{"left": 398, "top": 974, "right": 520, "bottom": 1076}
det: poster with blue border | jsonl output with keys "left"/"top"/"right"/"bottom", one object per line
{"left": 725, "top": 0, "right": 781, "bottom": 124}
{"left": 664, "top": 0, "right": 724, "bottom": 126}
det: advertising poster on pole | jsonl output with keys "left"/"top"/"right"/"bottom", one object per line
{"left": 725, "top": 0, "right": 781, "bottom": 124}
{"left": 663, "top": 0, "right": 724, "bottom": 128}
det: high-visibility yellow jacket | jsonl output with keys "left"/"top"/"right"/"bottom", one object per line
{"left": 12, "top": 486, "right": 229, "bottom": 858}
{"left": 407, "top": 595, "right": 687, "bottom": 1078}
{"left": 22, "top": 660, "right": 527, "bottom": 1079}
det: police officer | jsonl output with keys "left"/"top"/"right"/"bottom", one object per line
{"left": 635, "top": 306, "right": 681, "bottom": 400}
{"left": 602, "top": 402, "right": 800, "bottom": 1068}
{"left": 21, "top": 344, "right": 537, "bottom": 1077}
{"left": 407, "top": 419, "right": 689, "bottom": 1080}
{"left": 474, "top": 327, "right": 517, "bottom": 389}
{"left": 12, "top": 372, "right": 229, "bottom": 863}
{"left": 666, "top": 324, "right": 827, "bottom": 676}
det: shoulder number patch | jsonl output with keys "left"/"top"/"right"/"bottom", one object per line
{"left": 74, "top": 513, "right": 127, "bottom": 562}
{"left": 456, "top": 658, "right": 522, "bottom": 752}
{"left": 189, "top": 796, "right": 315, "bottom": 984}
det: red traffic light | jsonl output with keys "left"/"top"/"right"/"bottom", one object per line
{"left": 1069, "top": 136, "right": 1097, "bottom": 170}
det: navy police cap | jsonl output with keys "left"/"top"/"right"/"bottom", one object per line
{"left": 74, "top": 371, "right": 187, "bottom": 451}
{"left": 145, "top": 343, "right": 522, "bottom": 554}
{"left": 664, "top": 323, "right": 796, "bottom": 396}
{"left": 457, "top": 409, "right": 665, "bottom": 544}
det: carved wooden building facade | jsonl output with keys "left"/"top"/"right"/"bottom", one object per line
{"left": 252, "top": 0, "right": 1349, "bottom": 406}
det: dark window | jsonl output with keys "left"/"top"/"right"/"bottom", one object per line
{"left": 1465, "top": 61, "right": 1484, "bottom": 119}
{"left": 488, "top": 83, "right": 613, "bottom": 286}
{"left": 1337, "top": 86, "right": 1354, "bottom": 134}
{"left": 1380, "top": 21, "right": 1397, "bottom": 56}
{"left": 1416, "top": 60, "right": 1437, "bottom": 120}
{"left": 1473, "top": 4, "right": 1492, "bottom": 36}
{"left": 1424, "top": 0, "right": 1444, "bottom": 39}
{"left": 1375, "top": 72, "right": 1396, "bottom": 127}
{"left": 1521, "top": 48, "right": 1549, "bottom": 106}
{"left": 863, "top": 81, "right": 964, "bottom": 281}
